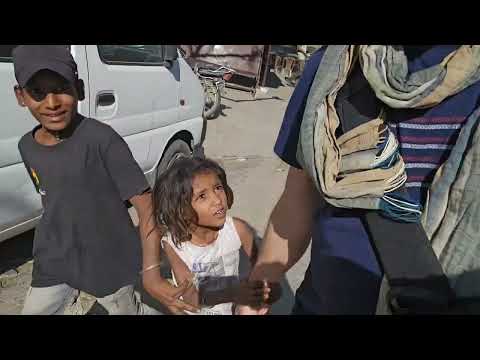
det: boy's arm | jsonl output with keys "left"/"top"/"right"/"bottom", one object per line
{"left": 161, "top": 240, "right": 200, "bottom": 307}
{"left": 101, "top": 131, "right": 198, "bottom": 314}
{"left": 18, "top": 145, "right": 46, "bottom": 209}
{"left": 129, "top": 192, "right": 199, "bottom": 315}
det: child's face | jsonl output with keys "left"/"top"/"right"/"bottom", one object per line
{"left": 191, "top": 171, "right": 228, "bottom": 229}
{"left": 14, "top": 69, "right": 78, "bottom": 132}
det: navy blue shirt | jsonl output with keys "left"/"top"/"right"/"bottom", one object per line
{"left": 274, "top": 46, "right": 480, "bottom": 314}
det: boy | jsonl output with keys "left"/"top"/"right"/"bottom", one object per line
{"left": 13, "top": 45, "right": 198, "bottom": 315}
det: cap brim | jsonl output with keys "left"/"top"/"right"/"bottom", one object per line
{"left": 18, "top": 62, "right": 75, "bottom": 87}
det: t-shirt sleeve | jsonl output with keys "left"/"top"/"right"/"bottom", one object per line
{"left": 18, "top": 139, "right": 38, "bottom": 193}
{"left": 103, "top": 131, "right": 150, "bottom": 201}
{"left": 18, "top": 138, "right": 47, "bottom": 208}
{"left": 273, "top": 48, "right": 326, "bottom": 169}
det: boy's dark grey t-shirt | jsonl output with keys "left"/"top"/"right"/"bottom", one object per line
{"left": 18, "top": 116, "right": 149, "bottom": 297}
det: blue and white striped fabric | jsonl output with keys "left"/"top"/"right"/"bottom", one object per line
{"left": 387, "top": 75, "right": 480, "bottom": 206}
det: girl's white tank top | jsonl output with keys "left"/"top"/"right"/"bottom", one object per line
{"left": 161, "top": 216, "right": 242, "bottom": 315}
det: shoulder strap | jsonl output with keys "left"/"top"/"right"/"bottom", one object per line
{"left": 220, "top": 216, "right": 242, "bottom": 251}
{"left": 363, "top": 211, "right": 455, "bottom": 314}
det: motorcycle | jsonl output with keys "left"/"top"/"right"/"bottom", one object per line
{"left": 193, "top": 63, "right": 235, "bottom": 120}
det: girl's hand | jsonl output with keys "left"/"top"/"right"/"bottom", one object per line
{"left": 235, "top": 304, "right": 270, "bottom": 315}
{"left": 234, "top": 280, "right": 282, "bottom": 315}
{"left": 263, "top": 280, "right": 282, "bottom": 305}
{"left": 232, "top": 280, "right": 271, "bottom": 306}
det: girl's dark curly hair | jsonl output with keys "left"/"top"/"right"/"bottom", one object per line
{"left": 152, "top": 156, "right": 234, "bottom": 248}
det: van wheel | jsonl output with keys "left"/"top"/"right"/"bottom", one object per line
{"left": 156, "top": 139, "right": 192, "bottom": 178}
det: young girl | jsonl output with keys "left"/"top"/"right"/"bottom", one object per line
{"left": 152, "top": 156, "right": 276, "bottom": 315}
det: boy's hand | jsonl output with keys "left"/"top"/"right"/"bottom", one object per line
{"left": 144, "top": 277, "right": 200, "bottom": 315}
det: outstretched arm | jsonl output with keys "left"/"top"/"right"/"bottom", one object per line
{"left": 237, "top": 167, "right": 322, "bottom": 314}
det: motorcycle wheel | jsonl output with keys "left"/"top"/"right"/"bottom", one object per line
{"left": 203, "top": 82, "right": 221, "bottom": 120}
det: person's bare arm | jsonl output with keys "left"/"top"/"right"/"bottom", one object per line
{"left": 129, "top": 191, "right": 199, "bottom": 314}
{"left": 161, "top": 241, "right": 200, "bottom": 307}
{"left": 250, "top": 167, "right": 321, "bottom": 281}
{"left": 236, "top": 167, "right": 322, "bottom": 314}
{"left": 233, "top": 217, "right": 282, "bottom": 304}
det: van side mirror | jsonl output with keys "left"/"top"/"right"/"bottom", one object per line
{"left": 162, "top": 45, "right": 178, "bottom": 68}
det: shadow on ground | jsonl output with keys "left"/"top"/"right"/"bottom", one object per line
{"left": 263, "top": 71, "right": 285, "bottom": 89}
{"left": 222, "top": 95, "right": 284, "bottom": 103}
{"left": 0, "top": 230, "right": 34, "bottom": 274}
{"left": 218, "top": 103, "right": 232, "bottom": 118}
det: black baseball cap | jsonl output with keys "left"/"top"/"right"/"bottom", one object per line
{"left": 12, "top": 45, "right": 78, "bottom": 87}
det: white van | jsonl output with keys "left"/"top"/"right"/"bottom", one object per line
{"left": 0, "top": 45, "right": 205, "bottom": 243}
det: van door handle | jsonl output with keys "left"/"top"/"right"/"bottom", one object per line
{"left": 97, "top": 93, "right": 115, "bottom": 107}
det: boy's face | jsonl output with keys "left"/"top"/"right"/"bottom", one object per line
{"left": 191, "top": 171, "right": 228, "bottom": 230}
{"left": 14, "top": 69, "right": 78, "bottom": 132}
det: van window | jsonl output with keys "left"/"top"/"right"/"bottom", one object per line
{"left": 97, "top": 45, "right": 165, "bottom": 65}
{"left": 0, "top": 45, "right": 17, "bottom": 62}
{"left": 0, "top": 45, "right": 71, "bottom": 63}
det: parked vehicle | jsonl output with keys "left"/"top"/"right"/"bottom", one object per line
{"left": 193, "top": 62, "right": 235, "bottom": 119}
{"left": 180, "top": 45, "right": 271, "bottom": 94}
{"left": 0, "top": 45, "right": 205, "bottom": 242}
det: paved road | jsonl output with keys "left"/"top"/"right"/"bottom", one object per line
{"left": 0, "top": 79, "right": 310, "bottom": 315}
